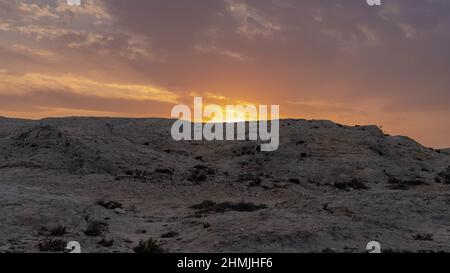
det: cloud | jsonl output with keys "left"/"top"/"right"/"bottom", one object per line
{"left": 10, "top": 44, "right": 57, "bottom": 59}
{"left": 225, "top": 0, "right": 281, "bottom": 38}
{"left": 398, "top": 23, "right": 418, "bottom": 39}
{"left": 54, "top": 0, "right": 111, "bottom": 20}
{"left": 0, "top": 0, "right": 153, "bottom": 61}
{"left": 194, "top": 44, "right": 247, "bottom": 61}
{"left": 18, "top": 2, "right": 60, "bottom": 20}
{"left": 0, "top": 73, "right": 180, "bottom": 104}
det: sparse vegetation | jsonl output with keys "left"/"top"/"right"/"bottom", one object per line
{"left": 133, "top": 239, "right": 165, "bottom": 253}
{"left": 190, "top": 200, "right": 267, "bottom": 214}
{"left": 155, "top": 168, "right": 173, "bottom": 175}
{"left": 188, "top": 165, "right": 215, "bottom": 183}
{"left": 387, "top": 177, "right": 428, "bottom": 190}
{"left": 123, "top": 169, "right": 151, "bottom": 179}
{"left": 288, "top": 178, "right": 301, "bottom": 184}
{"left": 3, "top": 117, "right": 450, "bottom": 253}
{"left": 413, "top": 233, "right": 433, "bottom": 241}
{"left": 49, "top": 225, "right": 67, "bottom": 236}
{"left": 233, "top": 145, "right": 259, "bottom": 156}
{"left": 382, "top": 249, "right": 411, "bottom": 253}
{"left": 300, "top": 152, "right": 309, "bottom": 158}
{"left": 38, "top": 239, "right": 67, "bottom": 252}
{"left": 161, "top": 231, "right": 179, "bottom": 238}
{"left": 134, "top": 169, "right": 151, "bottom": 179}
{"left": 38, "top": 225, "right": 67, "bottom": 237}
{"left": 246, "top": 174, "right": 262, "bottom": 187}
{"left": 98, "top": 238, "right": 114, "bottom": 247}
{"left": 190, "top": 200, "right": 215, "bottom": 210}
{"left": 247, "top": 179, "right": 262, "bottom": 187}
{"left": 321, "top": 248, "right": 337, "bottom": 253}
{"left": 123, "top": 170, "right": 134, "bottom": 176}
{"left": 97, "top": 200, "right": 123, "bottom": 210}
{"left": 84, "top": 221, "right": 108, "bottom": 237}
{"left": 241, "top": 146, "right": 256, "bottom": 155}
{"left": 237, "top": 172, "right": 257, "bottom": 183}
{"left": 334, "top": 179, "right": 368, "bottom": 191}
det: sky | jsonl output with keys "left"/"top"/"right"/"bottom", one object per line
{"left": 0, "top": 0, "right": 449, "bottom": 147}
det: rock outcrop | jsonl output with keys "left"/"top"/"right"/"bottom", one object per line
{"left": 0, "top": 117, "right": 449, "bottom": 253}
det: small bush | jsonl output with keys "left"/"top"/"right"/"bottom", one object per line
{"left": 300, "top": 152, "right": 309, "bottom": 158}
{"left": 190, "top": 200, "right": 267, "bottom": 214}
{"left": 288, "top": 178, "right": 301, "bottom": 184}
{"left": 231, "top": 202, "right": 267, "bottom": 212}
{"left": 188, "top": 165, "right": 215, "bottom": 183}
{"left": 161, "top": 231, "right": 179, "bottom": 238}
{"left": 49, "top": 225, "right": 67, "bottom": 236}
{"left": 133, "top": 239, "right": 165, "bottom": 253}
{"left": 97, "top": 200, "right": 123, "bottom": 210}
{"left": 382, "top": 249, "right": 411, "bottom": 253}
{"left": 134, "top": 169, "right": 151, "bottom": 179}
{"left": 248, "top": 175, "right": 262, "bottom": 187}
{"left": 296, "top": 140, "right": 305, "bottom": 145}
{"left": 413, "top": 233, "right": 433, "bottom": 241}
{"left": 123, "top": 169, "right": 151, "bottom": 179}
{"left": 334, "top": 179, "right": 368, "bottom": 191}
{"left": 321, "top": 248, "right": 337, "bottom": 253}
{"left": 190, "top": 200, "right": 216, "bottom": 210}
{"left": 98, "top": 238, "right": 114, "bottom": 247}
{"left": 123, "top": 170, "right": 134, "bottom": 176}
{"left": 84, "top": 221, "right": 108, "bottom": 237}
{"left": 38, "top": 239, "right": 67, "bottom": 252}
{"left": 155, "top": 168, "right": 173, "bottom": 175}
{"left": 387, "top": 177, "right": 428, "bottom": 190}
{"left": 235, "top": 146, "right": 257, "bottom": 156}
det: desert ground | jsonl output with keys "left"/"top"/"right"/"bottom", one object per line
{"left": 0, "top": 116, "right": 449, "bottom": 253}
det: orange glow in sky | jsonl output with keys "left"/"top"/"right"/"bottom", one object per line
{"left": 0, "top": 0, "right": 449, "bottom": 148}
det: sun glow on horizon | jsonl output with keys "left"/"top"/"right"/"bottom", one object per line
{"left": 174, "top": 97, "right": 280, "bottom": 124}
{"left": 205, "top": 107, "right": 259, "bottom": 123}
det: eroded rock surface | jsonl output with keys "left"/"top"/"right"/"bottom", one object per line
{"left": 0, "top": 117, "right": 449, "bottom": 253}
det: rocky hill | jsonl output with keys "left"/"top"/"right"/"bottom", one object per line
{"left": 0, "top": 117, "right": 449, "bottom": 253}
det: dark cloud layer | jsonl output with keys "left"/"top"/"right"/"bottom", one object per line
{"left": 102, "top": 0, "right": 450, "bottom": 103}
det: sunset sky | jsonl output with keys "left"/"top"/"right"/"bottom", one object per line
{"left": 0, "top": 0, "right": 449, "bottom": 147}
